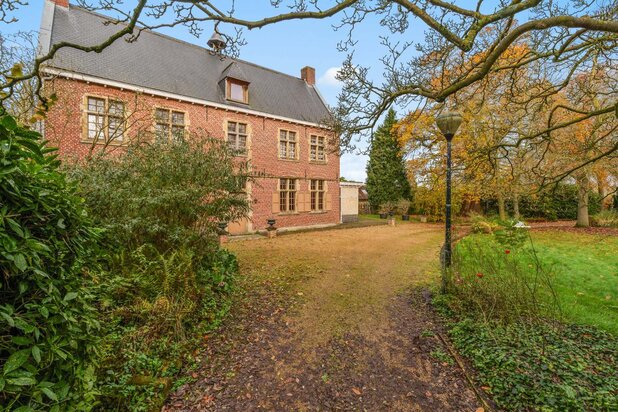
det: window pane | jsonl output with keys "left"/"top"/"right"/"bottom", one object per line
{"left": 318, "top": 192, "right": 324, "bottom": 210}
{"left": 279, "top": 179, "right": 287, "bottom": 191}
{"left": 228, "top": 133, "right": 237, "bottom": 149}
{"left": 88, "top": 97, "right": 105, "bottom": 113}
{"left": 88, "top": 114, "right": 103, "bottom": 139}
{"left": 279, "top": 143, "right": 287, "bottom": 158}
{"left": 289, "top": 142, "right": 296, "bottom": 158}
{"left": 230, "top": 82, "right": 245, "bottom": 102}
{"left": 279, "top": 191, "right": 287, "bottom": 212}
{"left": 155, "top": 109, "right": 169, "bottom": 123}
{"left": 108, "top": 117, "right": 124, "bottom": 141}
{"left": 310, "top": 146, "right": 316, "bottom": 160}
{"left": 228, "top": 122, "right": 236, "bottom": 132}
{"left": 289, "top": 179, "right": 296, "bottom": 190}
{"left": 238, "top": 123, "right": 247, "bottom": 134}
{"left": 155, "top": 123, "right": 169, "bottom": 142}
{"left": 172, "top": 112, "right": 184, "bottom": 125}
{"left": 172, "top": 126, "right": 184, "bottom": 142}
{"left": 318, "top": 180, "right": 324, "bottom": 191}
{"left": 238, "top": 135, "right": 247, "bottom": 151}
{"left": 280, "top": 130, "right": 287, "bottom": 140}
{"left": 288, "top": 131, "right": 296, "bottom": 142}
{"left": 109, "top": 101, "right": 124, "bottom": 116}
{"left": 289, "top": 191, "right": 296, "bottom": 211}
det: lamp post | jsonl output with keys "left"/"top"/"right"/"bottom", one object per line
{"left": 435, "top": 111, "right": 462, "bottom": 289}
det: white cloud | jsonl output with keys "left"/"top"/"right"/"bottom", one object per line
{"left": 317, "top": 66, "right": 342, "bottom": 87}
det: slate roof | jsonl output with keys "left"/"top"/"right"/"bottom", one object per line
{"left": 44, "top": 4, "right": 331, "bottom": 124}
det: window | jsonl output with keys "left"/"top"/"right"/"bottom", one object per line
{"left": 155, "top": 108, "right": 185, "bottom": 142}
{"left": 279, "top": 178, "right": 297, "bottom": 212}
{"left": 227, "top": 121, "right": 248, "bottom": 154}
{"left": 86, "top": 96, "right": 125, "bottom": 142}
{"left": 279, "top": 130, "right": 297, "bottom": 160}
{"left": 310, "top": 179, "right": 325, "bottom": 211}
{"left": 310, "top": 135, "right": 326, "bottom": 162}
{"left": 226, "top": 79, "right": 249, "bottom": 103}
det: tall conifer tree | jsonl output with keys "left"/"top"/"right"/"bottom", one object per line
{"left": 365, "top": 109, "right": 412, "bottom": 211}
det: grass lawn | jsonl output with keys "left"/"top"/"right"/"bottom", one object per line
{"left": 456, "top": 231, "right": 618, "bottom": 334}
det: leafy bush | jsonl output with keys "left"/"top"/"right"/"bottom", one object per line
{"left": 66, "top": 137, "right": 249, "bottom": 409}
{"left": 448, "top": 319, "right": 617, "bottom": 411}
{"left": 481, "top": 184, "right": 601, "bottom": 220}
{"left": 591, "top": 209, "right": 618, "bottom": 228}
{"left": 0, "top": 115, "right": 100, "bottom": 410}
{"left": 449, "top": 233, "right": 558, "bottom": 323}
{"left": 67, "top": 138, "right": 250, "bottom": 254}
{"left": 396, "top": 199, "right": 411, "bottom": 215}
{"left": 470, "top": 213, "right": 501, "bottom": 234}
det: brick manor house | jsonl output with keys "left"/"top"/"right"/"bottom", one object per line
{"left": 38, "top": 0, "right": 341, "bottom": 234}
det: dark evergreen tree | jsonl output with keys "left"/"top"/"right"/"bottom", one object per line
{"left": 365, "top": 109, "right": 412, "bottom": 211}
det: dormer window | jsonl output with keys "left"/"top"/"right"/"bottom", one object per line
{"left": 226, "top": 78, "right": 249, "bottom": 104}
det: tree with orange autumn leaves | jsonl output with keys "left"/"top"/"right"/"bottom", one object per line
{"left": 396, "top": 42, "right": 617, "bottom": 225}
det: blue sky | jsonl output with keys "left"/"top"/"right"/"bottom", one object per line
{"left": 3, "top": 0, "right": 431, "bottom": 181}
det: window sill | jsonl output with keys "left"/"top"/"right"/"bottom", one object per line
{"left": 80, "top": 139, "right": 126, "bottom": 146}
{"left": 310, "top": 211, "right": 328, "bottom": 214}
{"left": 278, "top": 212, "right": 299, "bottom": 216}
{"left": 226, "top": 98, "right": 249, "bottom": 105}
{"left": 309, "top": 160, "right": 328, "bottom": 165}
{"left": 278, "top": 158, "right": 300, "bottom": 162}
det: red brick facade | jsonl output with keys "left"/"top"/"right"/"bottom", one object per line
{"left": 43, "top": 76, "right": 340, "bottom": 233}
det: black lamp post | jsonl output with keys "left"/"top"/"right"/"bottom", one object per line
{"left": 435, "top": 111, "right": 462, "bottom": 286}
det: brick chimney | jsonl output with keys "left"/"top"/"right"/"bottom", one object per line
{"left": 51, "top": 0, "right": 69, "bottom": 7}
{"left": 301, "top": 66, "right": 316, "bottom": 86}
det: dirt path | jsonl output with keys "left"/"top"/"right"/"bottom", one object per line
{"left": 165, "top": 224, "right": 482, "bottom": 411}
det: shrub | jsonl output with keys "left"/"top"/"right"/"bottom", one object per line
{"left": 590, "top": 209, "right": 618, "bottom": 228}
{"left": 66, "top": 136, "right": 249, "bottom": 409}
{"left": 396, "top": 199, "right": 411, "bottom": 215}
{"left": 469, "top": 214, "right": 501, "bottom": 234}
{"left": 0, "top": 115, "right": 100, "bottom": 410}
{"left": 67, "top": 137, "right": 251, "bottom": 254}
{"left": 481, "top": 184, "right": 602, "bottom": 220}
{"left": 449, "top": 233, "right": 558, "bottom": 323}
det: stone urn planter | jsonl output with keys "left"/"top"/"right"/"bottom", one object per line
{"left": 420, "top": 215, "right": 428, "bottom": 223}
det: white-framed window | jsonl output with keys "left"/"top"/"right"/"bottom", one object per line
{"left": 279, "top": 129, "right": 297, "bottom": 160}
{"left": 85, "top": 96, "right": 125, "bottom": 142}
{"left": 310, "top": 135, "right": 326, "bottom": 162}
{"left": 227, "top": 121, "right": 248, "bottom": 155}
{"left": 279, "top": 178, "right": 297, "bottom": 212}
{"left": 310, "top": 179, "right": 325, "bottom": 211}
{"left": 155, "top": 108, "right": 185, "bottom": 142}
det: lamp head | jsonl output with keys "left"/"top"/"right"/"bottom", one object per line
{"left": 436, "top": 111, "right": 462, "bottom": 140}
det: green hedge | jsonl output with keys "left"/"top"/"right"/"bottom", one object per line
{"left": 482, "top": 184, "right": 601, "bottom": 220}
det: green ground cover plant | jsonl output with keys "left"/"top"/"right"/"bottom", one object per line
{"left": 440, "top": 226, "right": 618, "bottom": 411}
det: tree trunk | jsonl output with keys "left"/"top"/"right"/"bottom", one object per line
{"left": 513, "top": 192, "right": 520, "bottom": 220}
{"left": 497, "top": 192, "right": 506, "bottom": 221}
{"left": 596, "top": 171, "right": 608, "bottom": 210}
{"left": 576, "top": 174, "right": 590, "bottom": 227}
